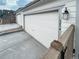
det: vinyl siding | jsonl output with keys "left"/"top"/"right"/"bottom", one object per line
{"left": 61, "top": 0, "right": 76, "bottom": 34}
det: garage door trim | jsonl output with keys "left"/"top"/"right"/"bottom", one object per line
{"left": 23, "top": 5, "right": 64, "bottom": 16}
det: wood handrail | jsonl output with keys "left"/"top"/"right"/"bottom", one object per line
{"left": 58, "top": 24, "right": 75, "bottom": 49}
{"left": 42, "top": 24, "right": 75, "bottom": 59}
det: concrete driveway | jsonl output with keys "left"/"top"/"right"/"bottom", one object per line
{"left": 0, "top": 24, "right": 47, "bottom": 59}
{"left": 0, "top": 23, "right": 20, "bottom": 32}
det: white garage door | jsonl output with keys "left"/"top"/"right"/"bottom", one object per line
{"left": 25, "top": 11, "right": 59, "bottom": 48}
{"left": 16, "top": 14, "right": 23, "bottom": 26}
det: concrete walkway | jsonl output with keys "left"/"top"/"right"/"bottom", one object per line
{"left": 0, "top": 31, "right": 47, "bottom": 59}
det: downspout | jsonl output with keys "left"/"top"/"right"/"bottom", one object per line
{"left": 76, "top": 0, "right": 79, "bottom": 59}
{"left": 23, "top": 14, "right": 25, "bottom": 30}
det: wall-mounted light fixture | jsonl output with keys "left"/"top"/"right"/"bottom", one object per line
{"left": 62, "top": 7, "right": 69, "bottom": 20}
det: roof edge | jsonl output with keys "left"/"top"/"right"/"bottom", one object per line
{"left": 16, "top": 0, "right": 40, "bottom": 13}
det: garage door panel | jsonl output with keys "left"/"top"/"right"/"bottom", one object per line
{"left": 25, "top": 12, "right": 58, "bottom": 48}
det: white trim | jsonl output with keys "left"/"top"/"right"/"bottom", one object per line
{"left": 16, "top": 13, "right": 21, "bottom": 16}
{"left": 24, "top": 5, "right": 64, "bottom": 16}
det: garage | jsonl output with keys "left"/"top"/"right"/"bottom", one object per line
{"left": 16, "top": 14, "right": 23, "bottom": 27}
{"left": 24, "top": 11, "right": 59, "bottom": 48}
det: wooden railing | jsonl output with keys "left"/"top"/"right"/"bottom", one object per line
{"left": 42, "top": 24, "right": 75, "bottom": 59}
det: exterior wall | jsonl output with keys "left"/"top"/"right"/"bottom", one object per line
{"left": 16, "top": 13, "right": 23, "bottom": 27}
{"left": 0, "top": 19, "right": 2, "bottom": 24}
{"left": 23, "top": 0, "right": 64, "bottom": 15}
{"left": 0, "top": 10, "right": 16, "bottom": 24}
{"left": 61, "top": 0, "right": 76, "bottom": 34}
{"left": 0, "top": 19, "right": 16, "bottom": 24}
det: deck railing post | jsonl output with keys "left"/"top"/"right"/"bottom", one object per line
{"left": 42, "top": 24, "right": 75, "bottom": 59}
